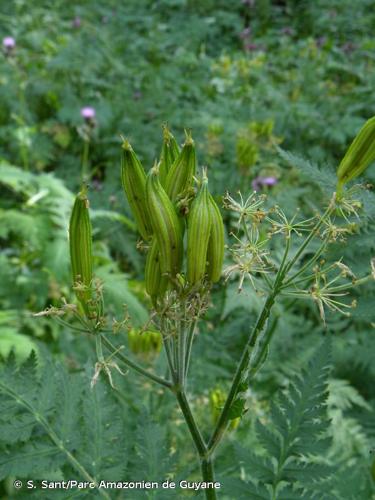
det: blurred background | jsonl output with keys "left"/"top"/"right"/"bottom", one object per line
{"left": 0, "top": 0, "right": 374, "bottom": 498}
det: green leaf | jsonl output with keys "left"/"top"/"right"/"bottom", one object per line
{"left": 0, "top": 352, "right": 128, "bottom": 489}
{"left": 132, "top": 411, "right": 172, "bottom": 482}
{"left": 0, "top": 327, "right": 38, "bottom": 363}
{"left": 237, "top": 338, "right": 334, "bottom": 496}
{"left": 277, "top": 147, "right": 336, "bottom": 194}
{"left": 77, "top": 375, "right": 127, "bottom": 480}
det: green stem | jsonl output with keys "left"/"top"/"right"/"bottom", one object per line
{"left": 162, "top": 319, "right": 217, "bottom": 498}
{"left": 207, "top": 236, "right": 292, "bottom": 456}
{"left": 207, "top": 291, "right": 276, "bottom": 455}
{"left": 201, "top": 458, "right": 218, "bottom": 500}
{"left": 184, "top": 320, "right": 197, "bottom": 380}
{"left": 81, "top": 140, "right": 90, "bottom": 183}
{"left": 173, "top": 328, "right": 179, "bottom": 373}
{"left": 206, "top": 204, "right": 335, "bottom": 457}
{"left": 95, "top": 333, "right": 105, "bottom": 362}
{"left": 178, "top": 322, "right": 186, "bottom": 386}
{"left": 283, "top": 203, "right": 333, "bottom": 276}
{"left": 54, "top": 317, "right": 89, "bottom": 333}
{"left": 175, "top": 390, "right": 207, "bottom": 457}
{"left": 13, "top": 62, "right": 29, "bottom": 171}
{"left": 101, "top": 336, "right": 172, "bottom": 389}
{"left": 327, "top": 275, "right": 371, "bottom": 292}
{"left": 282, "top": 237, "right": 329, "bottom": 287}
{"left": 175, "top": 390, "right": 218, "bottom": 500}
{"left": 164, "top": 335, "right": 178, "bottom": 381}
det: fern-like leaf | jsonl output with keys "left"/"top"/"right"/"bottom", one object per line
{"left": 234, "top": 338, "right": 334, "bottom": 499}
{"left": 0, "top": 352, "right": 125, "bottom": 499}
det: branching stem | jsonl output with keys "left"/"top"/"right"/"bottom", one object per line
{"left": 101, "top": 335, "right": 172, "bottom": 389}
{"left": 184, "top": 320, "right": 197, "bottom": 381}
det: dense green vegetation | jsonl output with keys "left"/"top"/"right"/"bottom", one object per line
{"left": 0, "top": 1, "right": 374, "bottom": 499}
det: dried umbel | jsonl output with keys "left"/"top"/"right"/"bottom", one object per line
{"left": 187, "top": 175, "right": 212, "bottom": 286}
{"left": 146, "top": 166, "right": 183, "bottom": 279}
{"left": 121, "top": 139, "right": 152, "bottom": 241}
{"left": 336, "top": 116, "right": 375, "bottom": 196}
{"left": 159, "top": 125, "right": 180, "bottom": 187}
{"left": 69, "top": 186, "right": 93, "bottom": 307}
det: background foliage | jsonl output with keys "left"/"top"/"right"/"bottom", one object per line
{"left": 0, "top": 0, "right": 374, "bottom": 498}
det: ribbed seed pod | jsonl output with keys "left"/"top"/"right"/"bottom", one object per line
{"left": 159, "top": 125, "right": 180, "bottom": 187}
{"left": 146, "top": 166, "right": 183, "bottom": 278}
{"left": 210, "top": 388, "right": 240, "bottom": 430}
{"left": 69, "top": 186, "right": 93, "bottom": 305}
{"left": 337, "top": 116, "right": 375, "bottom": 194}
{"left": 145, "top": 237, "right": 168, "bottom": 305}
{"left": 121, "top": 139, "right": 152, "bottom": 240}
{"left": 187, "top": 176, "right": 212, "bottom": 286}
{"left": 128, "top": 329, "right": 162, "bottom": 358}
{"left": 165, "top": 132, "right": 196, "bottom": 202}
{"left": 207, "top": 194, "right": 225, "bottom": 283}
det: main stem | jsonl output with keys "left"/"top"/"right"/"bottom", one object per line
{"left": 175, "top": 389, "right": 218, "bottom": 500}
{"left": 164, "top": 315, "right": 218, "bottom": 499}
{"left": 201, "top": 459, "right": 217, "bottom": 500}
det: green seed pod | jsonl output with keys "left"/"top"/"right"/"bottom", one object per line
{"left": 165, "top": 131, "right": 196, "bottom": 202}
{"left": 207, "top": 194, "right": 225, "bottom": 283}
{"left": 145, "top": 237, "right": 168, "bottom": 306}
{"left": 121, "top": 139, "right": 152, "bottom": 240}
{"left": 209, "top": 388, "right": 240, "bottom": 430}
{"left": 159, "top": 125, "right": 180, "bottom": 187}
{"left": 146, "top": 166, "right": 183, "bottom": 278}
{"left": 128, "top": 328, "right": 162, "bottom": 359}
{"left": 187, "top": 175, "right": 212, "bottom": 286}
{"left": 337, "top": 116, "right": 375, "bottom": 195}
{"left": 69, "top": 186, "right": 93, "bottom": 305}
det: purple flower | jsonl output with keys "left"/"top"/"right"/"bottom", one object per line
{"left": 244, "top": 42, "right": 259, "bottom": 52}
{"left": 3, "top": 36, "right": 16, "bottom": 49}
{"left": 316, "top": 36, "right": 327, "bottom": 48}
{"left": 240, "top": 27, "right": 251, "bottom": 39}
{"left": 252, "top": 176, "right": 278, "bottom": 192}
{"left": 342, "top": 42, "right": 356, "bottom": 54}
{"left": 80, "top": 106, "right": 96, "bottom": 120}
{"left": 281, "top": 27, "right": 294, "bottom": 36}
{"left": 72, "top": 17, "right": 81, "bottom": 29}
